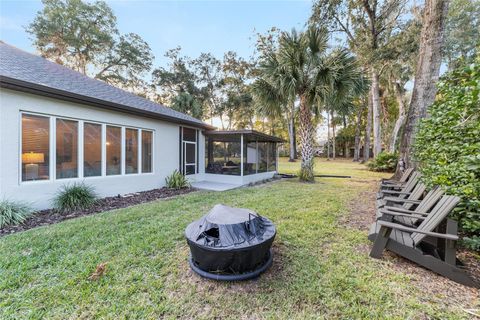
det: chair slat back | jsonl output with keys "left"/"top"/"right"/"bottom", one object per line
{"left": 416, "top": 187, "right": 444, "bottom": 213}
{"left": 401, "top": 172, "right": 421, "bottom": 195}
{"left": 399, "top": 168, "right": 414, "bottom": 183}
{"left": 411, "top": 195, "right": 461, "bottom": 245}
{"left": 403, "top": 183, "right": 426, "bottom": 210}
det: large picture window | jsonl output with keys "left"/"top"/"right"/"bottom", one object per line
{"left": 84, "top": 123, "right": 102, "bottom": 177}
{"left": 56, "top": 119, "right": 78, "bottom": 179}
{"left": 125, "top": 128, "right": 138, "bottom": 174}
{"left": 106, "top": 126, "right": 122, "bottom": 176}
{"left": 142, "top": 130, "right": 153, "bottom": 173}
{"left": 22, "top": 114, "right": 50, "bottom": 181}
{"left": 20, "top": 113, "right": 154, "bottom": 182}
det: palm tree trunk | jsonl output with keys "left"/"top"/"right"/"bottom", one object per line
{"left": 298, "top": 95, "right": 315, "bottom": 181}
{"left": 389, "top": 82, "right": 406, "bottom": 153}
{"left": 331, "top": 111, "right": 336, "bottom": 160}
{"left": 371, "top": 70, "right": 382, "bottom": 157}
{"left": 287, "top": 113, "right": 296, "bottom": 162}
{"left": 353, "top": 105, "right": 363, "bottom": 162}
{"left": 291, "top": 103, "right": 298, "bottom": 159}
{"left": 364, "top": 92, "right": 373, "bottom": 162}
{"left": 396, "top": 0, "right": 449, "bottom": 175}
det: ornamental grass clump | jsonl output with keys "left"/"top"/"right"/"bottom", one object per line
{"left": 165, "top": 170, "right": 190, "bottom": 190}
{"left": 53, "top": 183, "right": 97, "bottom": 213}
{"left": 0, "top": 200, "right": 33, "bottom": 228}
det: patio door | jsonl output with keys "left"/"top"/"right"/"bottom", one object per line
{"left": 183, "top": 141, "right": 196, "bottom": 175}
{"left": 180, "top": 127, "right": 198, "bottom": 175}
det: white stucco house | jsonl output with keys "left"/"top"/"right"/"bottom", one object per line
{"left": 0, "top": 41, "right": 281, "bottom": 210}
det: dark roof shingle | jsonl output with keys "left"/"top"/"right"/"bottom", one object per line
{"left": 0, "top": 41, "right": 212, "bottom": 129}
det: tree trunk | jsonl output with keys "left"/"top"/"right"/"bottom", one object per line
{"left": 389, "top": 82, "right": 406, "bottom": 153}
{"left": 291, "top": 104, "right": 298, "bottom": 159}
{"left": 343, "top": 115, "right": 348, "bottom": 158}
{"left": 331, "top": 111, "right": 336, "bottom": 160}
{"left": 396, "top": 0, "right": 449, "bottom": 175}
{"left": 326, "top": 111, "right": 331, "bottom": 160}
{"left": 353, "top": 105, "right": 363, "bottom": 162}
{"left": 299, "top": 95, "right": 315, "bottom": 181}
{"left": 287, "top": 114, "right": 296, "bottom": 162}
{"left": 371, "top": 70, "right": 382, "bottom": 157}
{"left": 364, "top": 93, "right": 373, "bottom": 162}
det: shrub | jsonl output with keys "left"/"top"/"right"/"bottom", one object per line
{"left": 165, "top": 170, "right": 190, "bottom": 190}
{"left": 0, "top": 200, "right": 33, "bottom": 228}
{"left": 414, "top": 62, "right": 480, "bottom": 250}
{"left": 367, "top": 152, "right": 398, "bottom": 172}
{"left": 53, "top": 182, "right": 97, "bottom": 213}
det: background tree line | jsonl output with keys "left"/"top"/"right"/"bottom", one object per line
{"left": 28, "top": 0, "right": 479, "bottom": 171}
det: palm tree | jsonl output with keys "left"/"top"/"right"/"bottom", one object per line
{"left": 255, "top": 27, "right": 366, "bottom": 181}
{"left": 251, "top": 53, "right": 297, "bottom": 162}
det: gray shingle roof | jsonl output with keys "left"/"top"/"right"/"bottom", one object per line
{"left": 0, "top": 41, "right": 212, "bottom": 129}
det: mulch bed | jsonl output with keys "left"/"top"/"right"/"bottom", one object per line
{"left": 0, "top": 187, "right": 196, "bottom": 237}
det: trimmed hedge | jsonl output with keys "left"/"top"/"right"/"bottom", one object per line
{"left": 414, "top": 62, "right": 480, "bottom": 250}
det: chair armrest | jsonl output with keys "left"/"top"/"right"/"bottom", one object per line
{"left": 381, "top": 190, "right": 412, "bottom": 195}
{"left": 383, "top": 197, "right": 421, "bottom": 204}
{"left": 383, "top": 206, "right": 429, "bottom": 216}
{"left": 377, "top": 220, "right": 459, "bottom": 240}
{"left": 378, "top": 210, "right": 426, "bottom": 220}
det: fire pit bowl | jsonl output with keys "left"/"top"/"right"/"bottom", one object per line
{"left": 185, "top": 204, "right": 276, "bottom": 281}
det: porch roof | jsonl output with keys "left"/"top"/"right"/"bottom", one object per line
{"left": 204, "top": 129, "right": 284, "bottom": 143}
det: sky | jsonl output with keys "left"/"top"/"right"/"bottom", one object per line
{"left": 0, "top": 0, "right": 312, "bottom": 66}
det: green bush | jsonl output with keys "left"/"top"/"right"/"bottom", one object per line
{"left": 165, "top": 170, "right": 191, "bottom": 190}
{"left": 367, "top": 152, "right": 398, "bottom": 172}
{"left": 53, "top": 182, "right": 97, "bottom": 213}
{"left": 414, "top": 62, "right": 480, "bottom": 250}
{"left": 0, "top": 200, "right": 33, "bottom": 228}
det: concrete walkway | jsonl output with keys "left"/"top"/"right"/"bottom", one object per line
{"left": 191, "top": 181, "right": 243, "bottom": 191}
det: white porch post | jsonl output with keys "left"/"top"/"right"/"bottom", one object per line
{"left": 240, "top": 134, "right": 244, "bottom": 177}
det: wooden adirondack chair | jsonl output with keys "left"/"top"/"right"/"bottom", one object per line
{"left": 380, "top": 168, "right": 414, "bottom": 187}
{"left": 369, "top": 195, "right": 477, "bottom": 287}
{"left": 377, "top": 172, "right": 421, "bottom": 199}
{"left": 376, "top": 187, "right": 444, "bottom": 226}
{"left": 376, "top": 182, "right": 426, "bottom": 210}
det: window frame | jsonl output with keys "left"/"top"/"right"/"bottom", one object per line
{"left": 55, "top": 117, "right": 80, "bottom": 180}
{"left": 19, "top": 111, "right": 155, "bottom": 184}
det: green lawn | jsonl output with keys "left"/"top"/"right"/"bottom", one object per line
{"left": 0, "top": 159, "right": 470, "bottom": 319}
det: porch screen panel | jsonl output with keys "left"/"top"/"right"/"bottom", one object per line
{"left": 21, "top": 114, "right": 50, "bottom": 181}
{"left": 244, "top": 142, "right": 257, "bottom": 175}
{"left": 125, "top": 128, "right": 138, "bottom": 174}
{"left": 268, "top": 142, "right": 277, "bottom": 171}
{"left": 106, "top": 126, "right": 121, "bottom": 175}
{"left": 142, "top": 130, "right": 153, "bottom": 173}
{"left": 56, "top": 119, "right": 78, "bottom": 179}
{"left": 83, "top": 123, "right": 102, "bottom": 177}
{"left": 257, "top": 142, "right": 268, "bottom": 173}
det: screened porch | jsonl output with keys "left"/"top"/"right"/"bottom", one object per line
{"left": 204, "top": 130, "right": 282, "bottom": 177}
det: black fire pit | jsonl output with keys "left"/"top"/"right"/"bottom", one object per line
{"left": 185, "top": 204, "right": 276, "bottom": 281}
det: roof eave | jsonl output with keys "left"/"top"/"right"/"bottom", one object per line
{"left": 205, "top": 130, "right": 284, "bottom": 143}
{"left": 0, "top": 76, "right": 215, "bottom": 130}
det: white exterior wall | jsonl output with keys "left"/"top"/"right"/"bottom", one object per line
{"left": 0, "top": 88, "right": 201, "bottom": 210}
